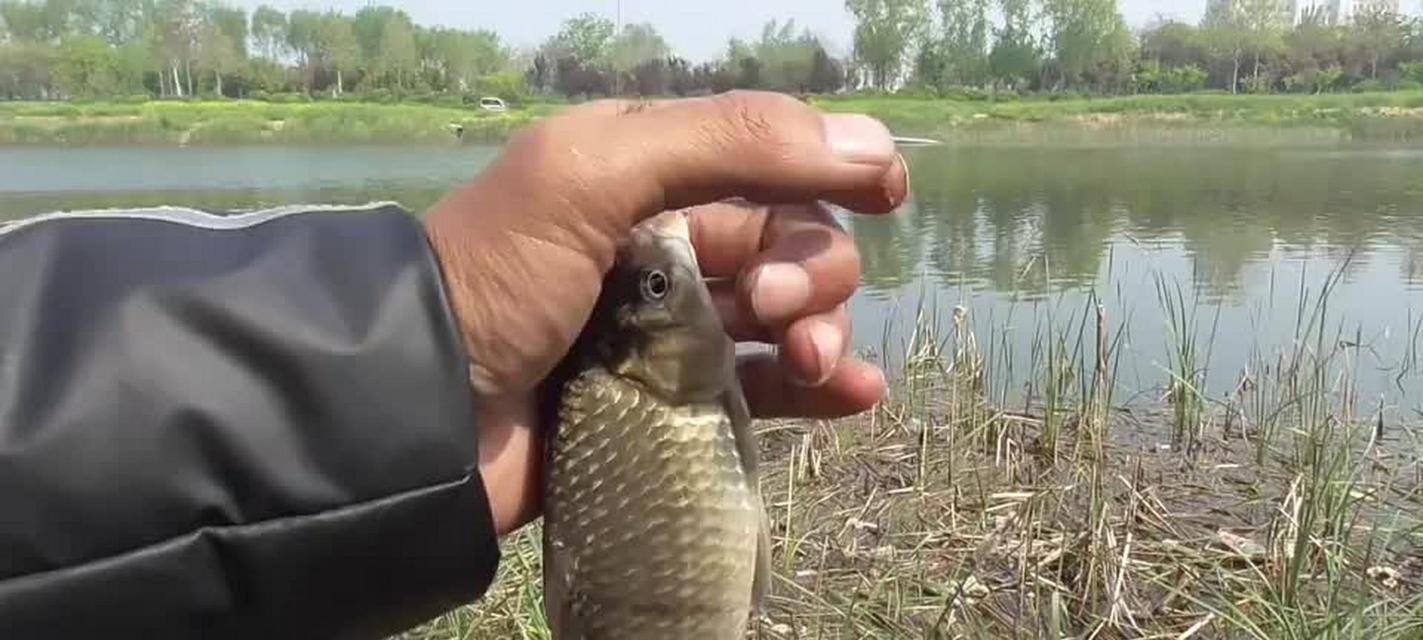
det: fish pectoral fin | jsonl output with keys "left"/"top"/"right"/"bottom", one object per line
{"left": 751, "top": 500, "right": 773, "bottom": 612}
{"left": 723, "top": 385, "right": 759, "bottom": 480}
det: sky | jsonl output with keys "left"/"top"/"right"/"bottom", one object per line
{"left": 228, "top": 0, "right": 1230, "bottom": 62}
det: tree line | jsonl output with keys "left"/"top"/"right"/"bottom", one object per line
{"left": 0, "top": 0, "right": 520, "bottom": 100}
{"left": 1, "top": 0, "right": 1421, "bottom": 103}
{"left": 855, "top": 0, "right": 1423, "bottom": 95}
{"left": 0, "top": 0, "right": 845, "bottom": 101}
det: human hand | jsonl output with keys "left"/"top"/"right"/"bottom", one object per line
{"left": 422, "top": 91, "right": 910, "bottom": 535}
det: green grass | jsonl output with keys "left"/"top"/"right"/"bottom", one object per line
{"left": 814, "top": 91, "right": 1423, "bottom": 142}
{"left": 2, "top": 91, "right": 1423, "bottom": 146}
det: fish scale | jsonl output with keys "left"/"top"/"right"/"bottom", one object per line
{"left": 545, "top": 367, "right": 761, "bottom": 640}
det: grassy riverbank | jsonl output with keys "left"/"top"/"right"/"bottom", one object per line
{"left": 4, "top": 91, "right": 1423, "bottom": 146}
{"left": 0, "top": 100, "right": 551, "bottom": 145}
{"left": 398, "top": 266, "right": 1422, "bottom": 639}
{"left": 816, "top": 91, "right": 1423, "bottom": 144}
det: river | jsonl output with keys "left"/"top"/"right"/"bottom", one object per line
{"left": 4, "top": 141, "right": 1421, "bottom": 417}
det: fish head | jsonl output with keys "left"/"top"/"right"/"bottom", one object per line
{"left": 582, "top": 210, "right": 733, "bottom": 403}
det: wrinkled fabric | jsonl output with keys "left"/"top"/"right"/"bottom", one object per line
{"left": 0, "top": 203, "right": 499, "bottom": 639}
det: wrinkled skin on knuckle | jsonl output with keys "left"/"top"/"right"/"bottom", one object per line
{"left": 499, "top": 117, "right": 624, "bottom": 268}
{"left": 709, "top": 90, "right": 808, "bottom": 167}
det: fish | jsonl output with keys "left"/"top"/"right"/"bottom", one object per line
{"left": 540, "top": 210, "right": 770, "bottom": 640}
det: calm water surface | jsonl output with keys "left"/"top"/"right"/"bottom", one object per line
{"left": 4, "top": 142, "right": 1421, "bottom": 415}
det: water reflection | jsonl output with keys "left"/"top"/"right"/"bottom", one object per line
{"left": 851, "top": 145, "right": 1423, "bottom": 299}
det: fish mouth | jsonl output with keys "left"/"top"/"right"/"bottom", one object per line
{"left": 636, "top": 210, "right": 691, "bottom": 242}
{"left": 631, "top": 210, "right": 699, "bottom": 269}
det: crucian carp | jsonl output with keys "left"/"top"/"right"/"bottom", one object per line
{"left": 542, "top": 210, "right": 770, "bottom": 640}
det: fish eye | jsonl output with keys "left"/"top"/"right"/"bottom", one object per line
{"left": 640, "top": 269, "right": 670, "bottom": 302}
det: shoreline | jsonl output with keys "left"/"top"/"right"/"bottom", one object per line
{"left": 3, "top": 92, "right": 1423, "bottom": 147}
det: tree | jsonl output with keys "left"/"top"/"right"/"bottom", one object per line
{"left": 316, "top": 11, "right": 356, "bottom": 95}
{"left": 611, "top": 22, "right": 667, "bottom": 74}
{"left": 554, "top": 13, "right": 614, "bottom": 66}
{"left": 374, "top": 11, "right": 416, "bottom": 91}
{"left": 736, "top": 19, "right": 826, "bottom": 93}
{"left": 1351, "top": 7, "right": 1408, "bottom": 79}
{"left": 1141, "top": 20, "right": 1207, "bottom": 70}
{"left": 0, "top": 41, "right": 56, "bottom": 98}
{"left": 990, "top": 0, "right": 1040, "bottom": 90}
{"left": 250, "top": 5, "right": 286, "bottom": 60}
{"left": 936, "top": 0, "right": 990, "bottom": 87}
{"left": 736, "top": 54, "right": 762, "bottom": 88}
{"left": 76, "top": 0, "right": 148, "bottom": 46}
{"left": 1239, "top": 0, "right": 1285, "bottom": 89}
{"left": 194, "top": 4, "right": 246, "bottom": 96}
{"left": 155, "top": 0, "right": 203, "bottom": 97}
{"left": 208, "top": 5, "right": 246, "bottom": 59}
{"left": 196, "top": 18, "right": 239, "bottom": 95}
{"left": 352, "top": 4, "right": 400, "bottom": 62}
{"left": 1, "top": 1, "right": 52, "bottom": 42}
{"left": 54, "top": 34, "right": 115, "bottom": 96}
{"left": 630, "top": 56, "right": 667, "bottom": 95}
{"left": 1042, "top": 0, "right": 1133, "bottom": 91}
{"left": 285, "top": 9, "right": 320, "bottom": 93}
{"left": 846, "top": 0, "right": 929, "bottom": 90}
{"left": 418, "top": 28, "right": 504, "bottom": 93}
{"left": 808, "top": 46, "right": 845, "bottom": 93}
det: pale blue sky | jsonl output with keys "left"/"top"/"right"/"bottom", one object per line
{"left": 226, "top": 1, "right": 1277, "bottom": 61}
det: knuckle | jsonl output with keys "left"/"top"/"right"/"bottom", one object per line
{"left": 710, "top": 90, "right": 800, "bottom": 152}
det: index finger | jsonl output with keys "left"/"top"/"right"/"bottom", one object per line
{"left": 495, "top": 91, "right": 906, "bottom": 245}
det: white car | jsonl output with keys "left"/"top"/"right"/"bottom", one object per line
{"left": 478, "top": 97, "right": 507, "bottom": 112}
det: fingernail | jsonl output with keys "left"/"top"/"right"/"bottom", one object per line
{"left": 751, "top": 263, "right": 812, "bottom": 322}
{"left": 823, "top": 114, "right": 895, "bottom": 166}
{"left": 796, "top": 319, "right": 843, "bottom": 387}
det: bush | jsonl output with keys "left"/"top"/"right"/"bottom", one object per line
{"left": 940, "top": 86, "right": 993, "bottom": 101}
{"left": 1351, "top": 79, "right": 1389, "bottom": 93}
{"left": 475, "top": 72, "right": 529, "bottom": 101}
{"left": 1402, "top": 62, "right": 1423, "bottom": 86}
{"left": 262, "top": 92, "right": 311, "bottom": 104}
{"left": 13, "top": 103, "right": 81, "bottom": 117}
{"left": 893, "top": 83, "right": 940, "bottom": 99}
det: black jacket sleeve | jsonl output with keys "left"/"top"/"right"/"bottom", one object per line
{"left": 0, "top": 203, "right": 500, "bottom": 639}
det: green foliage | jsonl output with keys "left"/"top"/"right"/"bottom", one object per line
{"left": 54, "top": 35, "right": 142, "bottom": 97}
{"left": 846, "top": 0, "right": 929, "bottom": 90}
{"left": 1403, "top": 62, "right": 1423, "bottom": 86}
{"left": 553, "top": 13, "right": 614, "bottom": 67}
{"left": 610, "top": 23, "right": 668, "bottom": 74}
{"left": 1284, "top": 65, "right": 1342, "bottom": 94}
{"left": 1041, "top": 0, "right": 1134, "bottom": 91}
{"left": 987, "top": 1, "right": 1040, "bottom": 90}
{"left": 1135, "top": 60, "right": 1207, "bottom": 94}
{"left": 250, "top": 5, "right": 287, "bottom": 60}
{"left": 476, "top": 71, "right": 527, "bottom": 100}
{"left": 917, "top": 0, "right": 990, "bottom": 90}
